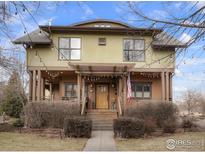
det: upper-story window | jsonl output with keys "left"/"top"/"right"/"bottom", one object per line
{"left": 59, "top": 37, "right": 81, "bottom": 60}
{"left": 123, "top": 39, "right": 145, "bottom": 62}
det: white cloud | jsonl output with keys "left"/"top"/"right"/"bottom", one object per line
{"left": 79, "top": 2, "right": 95, "bottom": 20}
{"left": 179, "top": 33, "right": 192, "bottom": 43}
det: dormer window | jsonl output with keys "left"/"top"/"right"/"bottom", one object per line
{"left": 59, "top": 37, "right": 81, "bottom": 60}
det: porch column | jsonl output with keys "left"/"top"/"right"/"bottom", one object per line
{"left": 28, "top": 71, "right": 32, "bottom": 101}
{"left": 32, "top": 70, "right": 36, "bottom": 101}
{"left": 49, "top": 83, "right": 52, "bottom": 100}
{"left": 161, "top": 72, "right": 165, "bottom": 101}
{"left": 81, "top": 77, "right": 85, "bottom": 115}
{"left": 169, "top": 73, "right": 173, "bottom": 101}
{"left": 37, "top": 69, "right": 41, "bottom": 101}
{"left": 41, "top": 77, "right": 44, "bottom": 100}
{"left": 123, "top": 75, "right": 127, "bottom": 113}
{"left": 166, "top": 72, "right": 170, "bottom": 102}
{"left": 118, "top": 77, "right": 123, "bottom": 115}
{"left": 77, "top": 74, "right": 81, "bottom": 104}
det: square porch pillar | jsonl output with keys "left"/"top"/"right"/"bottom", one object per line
{"left": 122, "top": 76, "right": 127, "bottom": 113}
{"left": 165, "top": 72, "right": 170, "bottom": 102}
{"left": 161, "top": 72, "right": 165, "bottom": 101}
{"left": 77, "top": 74, "right": 81, "bottom": 104}
{"left": 169, "top": 73, "right": 173, "bottom": 101}
{"left": 32, "top": 70, "right": 36, "bottom": 101}
{"left": 40, "top": 77, "right": 44, "bottom": 100}
{"left": 37, "top": 70, "right": 41, "bottom": 101}
{"left": 28, "top": 71, "right": 33, "bottom": 101}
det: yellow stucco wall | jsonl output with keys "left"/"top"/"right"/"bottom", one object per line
{"left": 27, "top": 33, "right": 175, "bottom": 69}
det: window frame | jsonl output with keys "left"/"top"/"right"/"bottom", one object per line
{"left": 58, "top": 37, "right": 81, "bottom": 61}
{"left": 64, "top": 83, "right": 77, "bottom": 98}
{"left": 98, "top": 38, "right": 106, "bottom": 46}
{"left": 131, "top": 82, "right": 152, "bottom": 99}
{"left": 123, "top": 38, "right": 145, "bottom": 62}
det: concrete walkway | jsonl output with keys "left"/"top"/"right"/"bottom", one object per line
{"left": 83, "top": 131, "right": 116, "bottom": 151}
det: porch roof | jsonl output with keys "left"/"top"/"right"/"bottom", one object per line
{"left": 69, "top": 63, "right": 135, "bottom": 74}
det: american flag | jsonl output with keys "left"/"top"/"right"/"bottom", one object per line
{"left": 127, "top": 72, "right": 132, "bottom": 102}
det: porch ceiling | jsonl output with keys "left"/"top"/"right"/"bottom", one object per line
{"left": 69, "top": 63, "right": 135, "bottom": 74}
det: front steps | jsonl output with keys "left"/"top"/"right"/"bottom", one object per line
{"left": 86, "top": 110, "right": 117, "bottom": 130}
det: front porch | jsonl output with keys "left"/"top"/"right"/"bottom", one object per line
{"left": 28, "top": 64, "right": 173, "bottom": 116}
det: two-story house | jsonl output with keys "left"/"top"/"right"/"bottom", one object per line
{"left": 14, "top": 19, "right": 186, "bottom": 116}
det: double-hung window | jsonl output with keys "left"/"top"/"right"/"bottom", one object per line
{"left": 131, "top": 82, "right": 151, "bottom": 99}
{"left": 123, "top": 39, "right": 145, "bottom": 62}
{"left": 59, "top": 38, "right": 81, "bottom": 60}
{"left": 65, "top": 83, "right": 77, "bottom": 98}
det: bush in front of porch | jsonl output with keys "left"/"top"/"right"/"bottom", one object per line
{"left": 24, "top": 102, "right": 80, "bottom": 128}
{"left": 114, "top": 102, "right": 179, "bottom": 138}
{"left": 64, "top": 117, "right": 92, "bottom": 138}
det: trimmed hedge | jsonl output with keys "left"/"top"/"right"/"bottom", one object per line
{"left": 113, "top": 117, "right": 145, "bottom": 138}
{"left": 64, "top": 116, "right": 92, "bottom": 138}
{"left": 24, "top": 102, "right": 80, "bottom": 128}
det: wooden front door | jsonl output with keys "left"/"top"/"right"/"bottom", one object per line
{"left": 96, "top": 84, "right": 109, "bottom": 109}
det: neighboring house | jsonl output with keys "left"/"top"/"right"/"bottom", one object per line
{"left": 14, "top": 19, "right": 186, "bottom": 116}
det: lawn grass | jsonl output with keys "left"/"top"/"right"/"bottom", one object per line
{"left": 0, "top": 132, "right": 87, "bottom": 151}
{"left": 116, "top": 132, "right": 205, "bottom": 151}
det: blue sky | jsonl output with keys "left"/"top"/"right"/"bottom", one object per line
{"left": 1, "top": 1, "right": 205, "bottom": 101}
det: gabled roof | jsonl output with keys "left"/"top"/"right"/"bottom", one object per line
{"left": 13, "top": 19, "right": 186, "bottom": 48}
{"left": 13, "top": 29, "right": 51, "bottom": 45}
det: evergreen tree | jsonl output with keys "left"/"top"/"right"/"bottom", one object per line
{"left": 2, "top": 71, "right": 27, "bottom": 118}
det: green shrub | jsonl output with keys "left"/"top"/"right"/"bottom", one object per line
{"left": 64, "top": 116, "right": 92, "bottom": 138}
{"left": 24, "top": 102, "right": 80, "bottom": 128}
{"left": 2, "top": 71, "right": 27, "bottom": 118}
{"left": 113, "top": 117, "right": 145, "bottom": 138}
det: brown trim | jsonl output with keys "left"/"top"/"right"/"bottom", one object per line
{"left": 130, "top": 68, "right": 174, "bottom": 73}
{"left": 27, "top": 66, "right": 75, "bottom": 71}
{"left": 40, "top": 26, "right": 162, "bottom": 36}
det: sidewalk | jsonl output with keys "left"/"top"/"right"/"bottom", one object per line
{"left": 83, "top": 130, "right": 116, "bottom": 151}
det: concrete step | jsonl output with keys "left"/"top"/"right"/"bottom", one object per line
{"left": 92, "top": 125, "right": 113, "bottom": 130}
{"left": 86, "top": 109, "right": 117, "bottom": 130}
{"left": 87, "top": 109, "right": 117, "bottom": 113}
